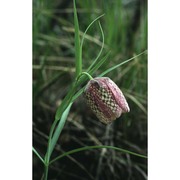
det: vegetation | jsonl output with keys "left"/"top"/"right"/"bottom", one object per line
{"left": 33, "top": 0, "right": 147, "bottom": 179}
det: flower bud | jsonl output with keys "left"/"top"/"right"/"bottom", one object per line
{"left": 84, "top": 77, "right": 130, "bottom": 124}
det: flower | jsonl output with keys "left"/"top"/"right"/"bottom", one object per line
{"left": 84, "top": 77, "right": 130, "bottom": 124}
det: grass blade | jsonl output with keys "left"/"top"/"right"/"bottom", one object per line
{"left": 125, "top": 92, "right": 147, "bottom": 114}
{"left": 99, "top": 50, "right": 147, "bottom": 77}
{"left": 49, "top": 103, "right": 72, "bottom": 156}
{"left": 55, "top": 83, "right": 77, "bottom": 121}
{"left": 32, "top": 146, "right": 45, "bottom": 164}
{"left": 50, "top": 145, "right": 147, "bottom": 164}
{"left": 80, "top": 14, "right": 105, "bottom": 52}
{"left": 74, "top": 0, "right": 81, "bottom": 77}
{"left": 87, "top": 21, "right": 105, "bottom": 72}
{"left": 88, "top": 51, "right": 111, "bottom": 75}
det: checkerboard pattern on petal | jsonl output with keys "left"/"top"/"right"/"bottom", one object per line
{"left": 84, "top": 77, "right": 130, "bottom": 124}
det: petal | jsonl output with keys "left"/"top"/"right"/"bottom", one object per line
{"left": 104, "top": 77, "right": 130, "bottom": 113}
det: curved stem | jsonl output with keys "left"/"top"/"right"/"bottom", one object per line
{"left": 76, "top": 72, "right": 93, "bottom": 82}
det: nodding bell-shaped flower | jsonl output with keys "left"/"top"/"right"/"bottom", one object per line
{"left": 84, "top": 77, "right": 130, "bottom": 124}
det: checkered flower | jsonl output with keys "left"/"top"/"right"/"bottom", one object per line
{"left": 84, "top": 77, "right": 130, "bottom": 124}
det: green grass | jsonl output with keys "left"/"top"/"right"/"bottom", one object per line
{"left": 33, "top": 0, "right": 147, "bottom": 179}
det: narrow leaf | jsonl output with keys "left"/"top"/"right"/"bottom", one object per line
{"left": 125, "top": 93, "right": 147, "bottom": 114}
{"left": 74, "top": 0, "right": 81, "bottom": 77}
{"left": 88, "top": 52, "right": 111, "bottom": 75}
{"left": 32, "top": 146, "right": 45, "bottom": 164}
{"left": 87, "top": 21, "right": 105, "bottom": 72}
{"left": 49, "top": 103, "right": 72, "bottom": 156}
{"left": 100, "top": 50, "right": 147, "bottom": 77}
{"left": 55, "top": 83, "right": 77, "bottom": 121}
{"left": 50, "top": 145, "right": 147, "bottom": 164}
{"left": 80, "top": 14, "right": 105, "bottom": 51}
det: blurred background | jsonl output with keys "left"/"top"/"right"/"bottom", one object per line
{"left": 33, "top": 0, "right": 147, "bottom": 179}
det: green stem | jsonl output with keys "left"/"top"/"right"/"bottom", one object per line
{"left": 76, "top": 72, "right": 93, "bottom": 83}
{"left": 48, "top": 74, "right": 89, "bottom": 157}
{"left": 43, "top": 83, "right": 80, "bottom": 179}
{"left": 81, "top": 72, "right": 93, "bottom": 80}
{"left": 45, "top": 119, "right": 58, "bottom": 163}
{"left": 44, "top": 163, "right": 49, "bottom": 180}
{"left": 43, "top": 92, "right": 73, "bottom": 179}
{"left": 43, "top": 126, "right": 55, "bottom": 180}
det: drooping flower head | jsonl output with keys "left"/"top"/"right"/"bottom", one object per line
{"left": 84, "top": 77, "right": 130, "bottom": 124}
